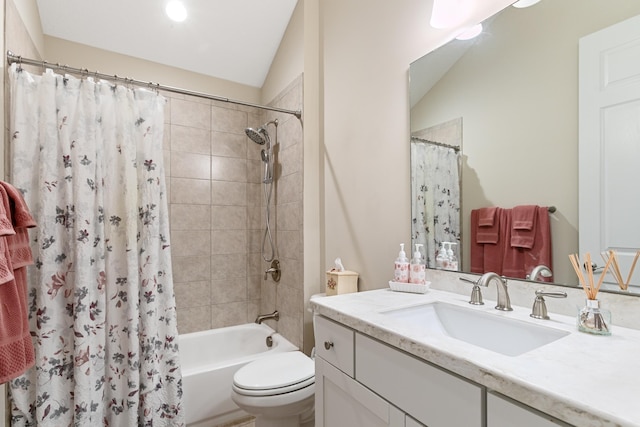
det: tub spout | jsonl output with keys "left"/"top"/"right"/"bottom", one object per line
{"left": 255, "top": 310, "right": 279, "bottom": 324}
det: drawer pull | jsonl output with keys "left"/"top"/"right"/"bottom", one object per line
{"left": 324, "top": 341, "right": 334, "bottom": 350}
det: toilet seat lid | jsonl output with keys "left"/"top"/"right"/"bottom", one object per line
{"left": 233, "top": 351, "right": 314, "bottom": 391}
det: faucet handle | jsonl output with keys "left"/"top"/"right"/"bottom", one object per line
{"left": 459, "top": 277, "right": 484, "bottom": 305}
{"left": 530, "top": 289, "right": 567, "bottom": 320}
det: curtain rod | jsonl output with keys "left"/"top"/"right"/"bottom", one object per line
{"left": 6, "top": 51, "right": 302, "bottom": 120}
{"left": 411, "top": 136, "right": 460, "bottom": 153}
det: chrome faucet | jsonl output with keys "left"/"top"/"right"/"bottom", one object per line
{"left": 527, "top": 265, "right": 553, "bottom": 282}
{"left": 478, "top": 272, "right": 512, "bottom": 311}
{"left": 255, "top": 310, "right": 279, "bottom": 324}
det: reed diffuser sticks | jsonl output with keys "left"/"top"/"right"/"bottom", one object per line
{"left": 600, "top": 249, "right": 640, "bottom": 291}
{"left": 568, "top": 252, "right": 613, "bottom": 300}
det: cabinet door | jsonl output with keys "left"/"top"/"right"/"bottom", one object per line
{"left": 487, "top": 392, "right": 572, "bottom": 427}
{"left": 315, "top": 356, "right": 404, "bottom": 427}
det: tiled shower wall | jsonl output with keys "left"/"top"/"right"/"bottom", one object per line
{"left": 166, "top": 75, "right": 304, "bottom": 349}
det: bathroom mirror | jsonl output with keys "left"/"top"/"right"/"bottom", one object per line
{"left": 410, "top": 0, "right": 640, "bottom": 295}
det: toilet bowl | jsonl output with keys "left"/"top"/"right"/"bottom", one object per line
{"left": 231, "top": 350, "right": 315, "bottom": 427}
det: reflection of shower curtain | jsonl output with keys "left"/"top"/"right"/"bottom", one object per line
{"left": 411, "top": 142, "right": 461, "bottom": 268}
{"left": 8, "top": 64, "right": 184, "bottom": 426}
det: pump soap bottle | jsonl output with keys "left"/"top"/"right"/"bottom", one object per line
{"left": 445, "top": 242, "right": 459, "bottom": 271}
{"left": 394, "top": 243, "right": 410, "bottom": 283}
{"left": 409, "top": 243, "right": 426, "bottom": 285}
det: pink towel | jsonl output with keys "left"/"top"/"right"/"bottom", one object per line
{"left": 511, "top": 205, "right": 538, "bottom": 249}
{"left": 478, "top": 207, "right": 497, "bottom": 227}
{"left": 471, "top": 208, "right": 505, "bottom": 275}
{"left": 475, "top": 207, "right": 500, "bottom": 244}
{"left": 0, "top": 181, "right": 36, "bottom": 383}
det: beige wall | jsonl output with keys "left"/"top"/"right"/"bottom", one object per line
{"left": 320, "top": 0, "right": 511, "bottom": 291}
{"left": 410, "top": 0, "right": 640, "bottom": 285}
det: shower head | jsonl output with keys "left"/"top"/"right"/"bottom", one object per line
{"left": 245, "top": 127, "right": 267, "bottom": 145}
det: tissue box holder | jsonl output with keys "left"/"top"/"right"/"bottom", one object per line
{"left": 326, "top": 270, "right": 358, "bottom": 296}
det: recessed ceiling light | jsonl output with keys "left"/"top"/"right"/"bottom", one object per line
{"left": 166, "top": 1, "right": 187, "bottom": 22}
{"left": 456, "top": 23, "right": 483, "bottom": 40}
{"left": 512, "top": 0, "right": 541, "bottom": 8}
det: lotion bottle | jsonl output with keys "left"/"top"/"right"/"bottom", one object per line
{"left": 445, "top": 242, "right": 459, "bottom": 271}
{"left": 409, "top": 243, "right": 426, "bottom": 285}
{"left": 436, "top": 243, "right": 447, "bottom": 270}
{"left": 394, "top": 243, "right": 410, "bottom": 283}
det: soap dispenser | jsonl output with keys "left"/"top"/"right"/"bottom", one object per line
{"left": 409, "top": 243, "right": 426, "bottom": 285}
{"left": 394, "top": 243, "right": 410, "bottom": 283}
{"left": 445, "top": 242, "right": 459, "bottom": 271}
{"left": 436, "top": 243, "right": 448, "bottom": 270}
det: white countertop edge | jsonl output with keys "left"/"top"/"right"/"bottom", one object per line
{"left": 311, "top": 288, "right": 640, "bottom": 427}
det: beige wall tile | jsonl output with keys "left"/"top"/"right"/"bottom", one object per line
{"left": 170, "top": 204, "right": 211, "bottom": 230}
{"left": 211, "top": 106, "right": 247, "bottom": 133}
{"left": 170, "top": 178, "right": 211, "bottom": 205}
{"left": 177, "top": 305, "right": 211, "bottom": 334}
{"left": 211, "top": 301, "right": 248, "bottom": 328}
{"left": 277, "top": 230, "right": 301, "bottom": 261}
{"left": 174, "top": 281, "right": 211, "bottom": 309}
{"left": 171, "top": 152, "right": 211, "bottom": 180}
{"left": 211, "top": 276, "right": 247, "bottom": 304}
{"left": 276, "top": 201, "right": 302, "bottom": 231}
{"left": 211, "top": 205, "right": 246, "bottom": 230}
{"left": 172, "top": 255, "right": 211, "bottom": 283}
{"left": 211, "top": 253, "right": 247, "bottom": 280}
{"left": 211, "top": 156, "right": 247, "bottom": 182}
{"left": 171, "top": 98, "right": 211, "bottom": 130}
{"left": 212, "top": 131, "right": 247, "bottom": 158}
{"left": 171, "top": 125, "right": 211, "bottom": 154}
{"left": 211, "top": 229, "right": 246, "bottom": 254}
{"left": 211, "top": 181, "right": 247, "bottom": 206}
{"left": 275, "top": 171, "right": 302, "bottom": 204}
{"left": 171, "top": 230, "right": 211, "bottom": 257}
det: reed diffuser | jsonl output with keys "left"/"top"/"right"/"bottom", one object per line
{"left": 568, "top": 252, "right": 613, "bottom": 335}
{"left": 601, "top": 249, "right": 640, "bottom": 291}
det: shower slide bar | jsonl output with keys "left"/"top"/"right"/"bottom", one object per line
{"left": 6, "top": 51, "right": 302, "bottom": 120}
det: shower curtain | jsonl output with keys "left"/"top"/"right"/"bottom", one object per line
{"left": 411, "top": 142, "right": 461, "bottom": 268}
{"left": 7, "top": 64, "right": 184, "bottom": 426}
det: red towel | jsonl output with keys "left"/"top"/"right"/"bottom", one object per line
{"left": 478, "top": 206, "right": 497, "bottom": 227}
{"left": 502, "top": 207, "right": 553, "bottom": 280}
{"left": 475, "top": 207, "right": 500, "bottom": 244}
{"left": 0, "top": 182, "right": 36, "bottom": 384}
{"left": 511, "top": 205, "right": 538, "bottom": 249}
{"left": 470, "top": 208, "right": 505, "bottom": 275}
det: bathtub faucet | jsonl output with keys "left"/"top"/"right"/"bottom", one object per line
{"left": 255, "top": 310, "right": 279, "bottom": 324}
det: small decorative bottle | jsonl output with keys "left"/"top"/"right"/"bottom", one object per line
{"left": 577, "top": 299, "right": 611, "bottom": 336}
{"left": 409, "top": 243, "right": 426, "bottom": 285}
{"left": 394, "top": 243, "right": 410, "bottom": 283}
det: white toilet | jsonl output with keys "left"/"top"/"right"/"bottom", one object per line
{"left": 231, "top": 350, "right": 315, "bottom": 427}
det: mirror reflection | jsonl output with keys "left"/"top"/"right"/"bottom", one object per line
{"left": 410, "top": 0, "right": 640, "bottom": 294}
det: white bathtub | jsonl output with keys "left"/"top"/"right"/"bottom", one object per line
{"left": 180, "top": 323, "right": 298, "bottom": 427}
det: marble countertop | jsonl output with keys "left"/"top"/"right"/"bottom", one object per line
{"left": 311, "top": 288, "right": 640, "bottom": 427}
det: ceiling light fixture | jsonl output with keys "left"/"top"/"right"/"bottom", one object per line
{"left": 430, "top": 0, "right": 471, "bottom": 29}
{"left": 166, "top": 1, "right": 187, "bottom": 22}
{"left": 455, "top": 23, "right": 483, "bottom": 40}
{"left": 512, "top": 0, "right": 541, "bottom": 8}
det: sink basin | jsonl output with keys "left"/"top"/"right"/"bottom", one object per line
{"left": 381, "top": 302, "right": 569, "bottom": 356}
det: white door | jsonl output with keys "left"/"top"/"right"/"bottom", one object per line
{"left": 579, "top": 13, "right": 640, "bottom": 290}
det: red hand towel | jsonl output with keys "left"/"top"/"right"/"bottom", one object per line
{"left": 476, "top": 207, "right": 500, "bottom": 244}
{"left": 511, "top": 205, "right": 538, "bottom": 249}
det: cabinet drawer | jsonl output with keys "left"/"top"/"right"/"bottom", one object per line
{"left": 315, "top": 315, "right": 354, "bottom": 377}
{"left": 356, "top": 333, "right": 483, "bottom": 427}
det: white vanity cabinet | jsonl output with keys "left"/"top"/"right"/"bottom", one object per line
{"left": 487, "top": 392, "right": 571, "bottom": 427}
{"left": 315, "top": 314, "right": 575, "bottom": 427}
{"left": 314, "top": 315, "right": 405, "bottom": 427}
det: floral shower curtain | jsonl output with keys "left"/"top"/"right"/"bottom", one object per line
{"left": 411, "top": 141, "right": 461, "bottom": 268}
{"left": 7, "top": 64, "right": 184, "bottom": 426}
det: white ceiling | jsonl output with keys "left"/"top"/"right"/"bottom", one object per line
{"left": 35, "top": 0, "right": 299, "bottom": 88}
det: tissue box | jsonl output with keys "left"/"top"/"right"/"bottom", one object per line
{"left": 325, "top": 269, "right": 359, "bottom": 296}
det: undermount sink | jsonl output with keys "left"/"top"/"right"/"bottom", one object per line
{"left": 381, "top": 302, "right": 569, "bottom": 357}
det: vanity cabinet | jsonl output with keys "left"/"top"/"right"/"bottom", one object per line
{"left": 315, "top": 314, "right": 574, "bottom": 427}
{"left": 487, "top": 392, "right": 571, "bottom": 427}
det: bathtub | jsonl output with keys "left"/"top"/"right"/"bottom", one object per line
{"left": 180, "top": 323, "right": 298, "bottom": 427}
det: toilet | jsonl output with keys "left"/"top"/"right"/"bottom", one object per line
{"left": 231, "top": 350, "right": 315, "bottom": 427}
